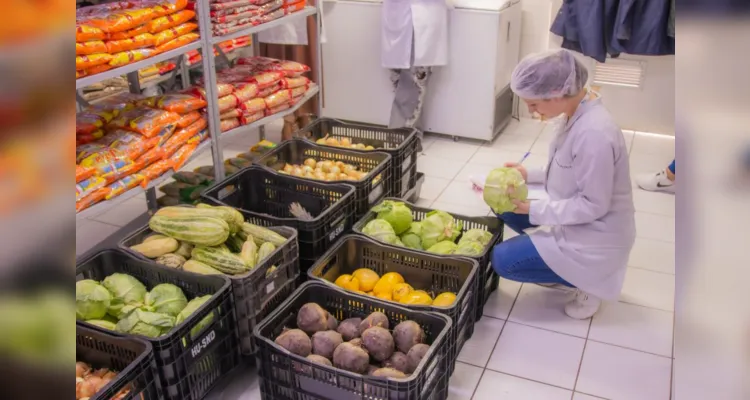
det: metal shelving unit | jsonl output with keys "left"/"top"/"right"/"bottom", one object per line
{"left": 75, "top": 3, "right": 324, "bottom": 222}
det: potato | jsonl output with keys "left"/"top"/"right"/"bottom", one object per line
{"left": 297, "top": 303, "right": 329, "bottom": 335}
{"left": 326, "top": 312, "right": 339, "bottom": 330}
{"left": 366, "top": 364, "right": 380, "bottom": 375}
{"left": 332, "top": 342, "right": 369, "bottom": 374}
{"left": 337, "top": 318, "right": 362, "bottom": 341}
{"left": 372, "top": 368, "right": 407, "bottom": 378}
{"left": 383, "top": 351, "right": 409, "bottom": 373}
{"left": 406, "top": 343, "right": 430, "bottom": 373}
{"left": 392, "top": 321, "right": 425, "bottom": 354}
{"left": 306, "top": 354, "right": 333, "bottom": 367}
{"left": 361, "top": 327, "right": 395, "bottom": 362}
{"left": 275, "top": 329, "right": 311, "bottom": 357}
{"left": 359, "top": 312, "right": 389, "bottom": 333}
{"left": 312, "top": 330, "right": 343, "bottom": 360}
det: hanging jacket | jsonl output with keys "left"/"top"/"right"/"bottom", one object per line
{"left": 550, "top": 0, "right": 620, "bottom": 63}
{"left": 610, "top": 0, "right": 674, "bottom": 56}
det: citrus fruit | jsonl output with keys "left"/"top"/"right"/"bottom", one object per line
{"left": 334, "top": 274, "right": 360, "bottom": 291}
{"left": 375, "top": 291, "right": 393, "bottom": 301}
{"left": 380, "top": 272, "right": 405, "bottom": 284}
{"left": 352, "top": 268, "right": 380, "bottom": 292}
{"left": 399, "top": 291, "right": 433, "bottom": 305}
{"left": 373, "top": 279, "right": 395, "bottom": 297}
{"left": 432, "top": 292, "right": 457, "bottom": 307}
{"left": 392, "top": 283, "right": 414, "bottom": 302}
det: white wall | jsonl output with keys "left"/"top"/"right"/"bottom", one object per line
{"left": 516, "top": 0, "right": 675, "bottom": 135}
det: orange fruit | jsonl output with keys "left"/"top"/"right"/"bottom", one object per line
{"left": 366, "top": 291, "right": 374, "bottom": 296}
{"left": 334, "top": 274, "right": 360, "bottom": 291}
{"left": 376, "top": 291, "right": 393, "bottom": 301}
{"left": 399, "top": 291, "right": 433, "bottom": 305}
{"left": 392, "top": 283, "right": 414, "bottom": 302}
{"left": 373, "top": 279, "right": 395, "bottom": 297}
{"left": 432, "top": 292, "right": 457, "bottom": 307}
{"left": 352, "top": 268, "right": 380, "bottom": 292}
{"left": 379, "top": 272, "right": 405, "bottom": 285}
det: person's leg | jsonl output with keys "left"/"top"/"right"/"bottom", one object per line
{"left": 636, "top": 159, "right": 675, "bottom": 193}
{"left": 491, "top": 235, "right": 574, "bottom": 286}
{"left": 495, "top": 212, "right": 538, "bottom": 235}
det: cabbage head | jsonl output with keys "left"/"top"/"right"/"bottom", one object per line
{"left": 455, "top": 240, "right": 485, "bottom": 256}
{"left": 86, "top": 319, "right": 117, "bottom": 331}
{"left": 483, "top": 167, "right": 528, "bottom": 214}
{"left": 400, "top": 232, "right": 423, "bottom": 250}
{"left": 459, "top": 229, "right": 493, "bottom": 247}
{"left": 371, "top": 200, "right": 413, "bottom": 234}
{"left": 102, "top": 273, "right": 147, "bottom": 319}
{"left": 116, "top": 309, "right": 175, "bottom": 338}
{"left": 76, "top": 280, "right": 111, "bottom": 321}
{"left": 144, "top": 284, "right": 188, "bottom": 316}
{"left": 409, "top": 222, "right": 422, "bottom": 236}
{"left": 176, "top": 295, "right": 214, "bottom": 339}
{"left": 420, "top": 210, "right": 460, "bottom": 249}
{"left": 426, "top": 241, "right": 458, "bottom": 255}
{"left": 362, "top": 219, "right": 402, "bottom": 246}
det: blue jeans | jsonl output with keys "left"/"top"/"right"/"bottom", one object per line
{"left": 668, "top": 159, "right": 675, "bottom": 174}
{"left": 491, "top": 212, "right": 574, "bottom": 287}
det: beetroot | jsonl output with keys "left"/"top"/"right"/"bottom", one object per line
{"left": 326, "top": 312, "right": 339, "bottom": 331}
{"left": 361, "top": 326, "right": 395, "bottom": 362}
{"left": 337, "top": 318, "right": 362, "bottom": 341}
{"left": 275, "top": 328, "right": 312, "bottom": 357}
{"left": 406, "top": 343, "right": 429, "bottom": 373}
{"left": 359, "top": 312, "right": 389, "bottom": 332}
{"left": 383, "top": 351, "right": 409, "bottom": 373}
{"left": 297, "top": 303, "right": 330, "bottom": 335}
{"left": 372, "top": 368, "right": 407, "bottom": 378}
{"left": 332, "top": 342, "right": 370, "bottom": 374}
{"left": 307, "top": 354, "right": 333, "bottom": 367}
{"left": 311, "top": 330, "right": 343, "bottom": 360}
{"left": 392, "top": 320, "right": 424, "bottom": 354}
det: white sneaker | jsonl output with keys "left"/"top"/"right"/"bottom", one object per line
{"left": 536, "top": 283, "right": 574, "bottom": 291}
{"left": 564, "top": 289, "right": 601, "bottom": 319}
{"left": 636, "top": 170, "right": 675, "bottom": 193}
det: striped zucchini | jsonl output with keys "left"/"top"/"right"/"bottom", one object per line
{"left": 183, "top": 260, "right": 223, "bottom": 275}
{"left": 155, "top": 206, "right": 240, "bottom": 234}
{"left": 240, "top": 240, "right": 258, "bottom": 268}
{"left": 149, "top": 215, "right": 230, "bottom": 247}
{"left": 242, "top": 223, "right": 287, "bottom": 247}
{"left": 257, "top": 242, "right": 276, "bottom": 263}
{"left": 197, "top": 204, "right": 244, "bottom": 232}
{"left": 191, "top": 247, "right": 248, "bottom": 275}
{"left": 225, "top": 233, "right": 245, "bottom": 253}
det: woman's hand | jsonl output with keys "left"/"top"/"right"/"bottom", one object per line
{"left": 507, "top": 186, "right": 530, "bottom": 214}
{"left": 504, "top": 162, "right": 528, "bottom": 180}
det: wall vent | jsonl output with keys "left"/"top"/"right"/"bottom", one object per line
{"left": 592, "top": 59, "right": 645, "bottom": 88}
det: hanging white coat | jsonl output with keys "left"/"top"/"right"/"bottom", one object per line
{"left": 381, "top": 0, "right": 449, "bottom": 69}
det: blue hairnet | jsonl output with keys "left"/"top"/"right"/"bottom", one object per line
{"left": 510, "top": 49, "right": 589, "bottom": 99}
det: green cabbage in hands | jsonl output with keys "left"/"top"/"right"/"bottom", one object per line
{"left": 102, "top": 273, "right": 147, "bottom": 319}
{"left": 420, "top": 210, "right": 460, "bottom": 249}
{"left": 362, "top": 219, "right": 402, "bottom": 246}
{"left": 426, "top": 241, "right": 458, "bottom": 255}
{"left": 371, "top": 200, "right": 413, "bottom": 234}
{"left": 455, "top": 240, "right": 484, "bottom": 256}
{"left": 483, "top": 167, "right": 528, "bottom": 214}
{"left": 76, "top": 280, "right": 111, "bottom": 320}
{"left": 116, "top": 309, "right": 175, "bottom": 338}
{"left": 459, "top": 229, "right": 493, "bottom": 247}
{"left": 144, "top": 284, "right": 188, "bottom": 316}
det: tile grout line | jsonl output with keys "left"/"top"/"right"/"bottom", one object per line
{"left": 572, "top": 315, "right": 593, "bottom": 395}
{"left": 627, "top": 265, "right": 675, "bottom": 276}
{"left": 480, "top": 368, "right": 579, "bottom": 393}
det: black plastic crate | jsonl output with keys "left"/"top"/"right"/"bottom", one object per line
{"left": 307, "top": 235, "right": 478, "bottom": 377}
{"left": 254, "top": 281, "right": 452, "bottom": 400}
{"left": 295, "top": 118, "right": 421, "bottom": 199}
{"left": 352, "top": 198, "right": 504, "bottom": 322}
{"left": 201, "top": 166, "right": 356, "bottom": 267}
{"left": 119, "top": 222, "right": 300, "bottom": 357}
{"left": 76, "top": 249, "right": 241, "bottom": 400}
{"left": 256, "top": 139, "right": 393, "bottom": 218}
{"left": 77, "top": 324, "right": 160, "bottom": 400}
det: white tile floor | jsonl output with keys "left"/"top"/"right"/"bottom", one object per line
{"left": 77, "top": 118, "right": 677, "bottom": 400}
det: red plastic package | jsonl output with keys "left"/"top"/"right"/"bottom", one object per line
{"left": 176, "top": 110, "right": 202, "bottom": 128}
{"left": 217, "top": 94, "right": 240, "bottom": 112}
{"left": 221, "top": 118, "right": 240, "bottom": 132}
{"left": 153, "top": 22, "right": 198, "bottom": 46}
{"left": 183, "top": 83, "right": 234, "bottom": 99}
{"left": 151, "top": 94, "right": 207, "bottom": 113}
{"left": 77, "top": 110, "right": 118, "bottom": 135}
{"left": 281, "top": 76, "right": 310, "bottom": 89}
{"left": 76, "top": 40, "right": 107, "bottom": 55}
{"left": 240, "top": 98, "right": 266, "bottom": 114}
{"left": 109, "top": 107, "right": 182, "bottom": 137}
{"left": 257, "top": 82, "right": 282, "bottom": 98}
{"left": 264, "top": 89, "right": 292, "bottom": 109}
{"left": 106, "top": 174, "right": 145, "bottom": 199}
{"left": 285, "top": 0, "right": 306, "bottom": 14}
{"left": 240, "top": 111, "right": 264, "bottom": 125}
{"left": 147, "top": 10, "right": 196, "bottom": 34}
{"left": 236, "top": 56, "right": 311, "bottom": 77}
{"left": 233, "top": 82, "right": 259, "bottom": 102}
{"left": 140, "top": 159, "right": 172, "bottom": 187}
{"left": 290, "top": 84, "right": 309, "bottom": 98}
{"left": 77, "top": 187, "right": 112, "bottom": 212}
{"left": 266, "top": 103, "right": 291, "bottom": 116}
{"left": 105, "top": 33, "right": 155, "bottom": 53}
{"left": 220, "top": 108, "right": 242, "bottom": 119}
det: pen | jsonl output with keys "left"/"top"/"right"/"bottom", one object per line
{"left": 518, "top": 152, "right": 530, "bottom": 165}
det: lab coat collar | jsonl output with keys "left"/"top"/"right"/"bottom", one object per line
{"left": 564, "top": 90, "right": 601, "bottom": 132}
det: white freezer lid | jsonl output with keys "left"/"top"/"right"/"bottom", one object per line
{"left": 452, "top": 0, "right": 516, "bottom": 11}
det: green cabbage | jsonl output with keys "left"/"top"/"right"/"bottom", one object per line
{"left": 426, "top": 241, "right": 458, "bottom": 255}
{"left": 483, "top": 167, "right": 528, "bottom": 214}
{"left": 400, "top": 232, "right": 423, "bottom": 250}
{"left": 371, "top": 200, "right": 413, "bottom": 234}
{"left": 362, "top": 219, "right": 402, "bottom": 246}
{"left": 144, "top": 284, "right": 188, "bottom": 316}
{"left": 102, "top": 273, "right": 147, "bottom": 319}
{"left": 409, "top": 222, "right": 422, "bottom": 236}
{"left": 86, "top": 319, "right": 117, "bottom": 331}
{"left": 76, "top": 280, "right": 111, "bottom": 321}
{"left": 459, "top": 229, "right": 493, "bottom": 247}
{"left": 176, "top": 295, "right": 214, "bottom": 339}
{"left": 116, "top": 309, "right": 175, "bottom": 338}
{"left": 420, "top": 210, "right": 461, "bottom": 249}
{"left": 455, "top": 240, "right": 485, "bottom": 256}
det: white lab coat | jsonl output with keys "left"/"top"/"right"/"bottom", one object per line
{"left": 527, "top": 96, "right": 636, "bottom": 300}
{"left": 381, "top": 0, "right": 449, "bottom": 69}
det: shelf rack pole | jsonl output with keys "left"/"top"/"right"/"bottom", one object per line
{"left": 250, "top": 33, "right": 266, "bottom": 141}
{"left": 315, "top": 0, "right": 323, "bottom": 118}
{"left": 197, "top": 0, "right": 227, "bottom": 182}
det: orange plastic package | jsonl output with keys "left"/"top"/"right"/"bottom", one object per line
{"left": 220, "top": 108, "right": 241, "bottom": 120}
{"left": 109, "top": 49, "right": 156, "bottom": 67}
{"left": 187, "top": 129, "right": 209, "bottom": 145}
{"left": 77, "top": 187, "right": 112, "bottom": 212}
{"left": 103, "top": 129, "right": 166, "bottom": 159}
{"left": 76, "top": 165, "right": 96, "bottom": 183}
{"left": 155, "top": 32, "right": 199, "bottom": 54}
{"left": 285, "top": 0, "right": 306, "bottom": 14}
{"left": 78, "top": 148, "right": 134, "bottom": 176}
{"left": 77, "top": 176, "right": 107, "bottom": 201}
{"left": 77, "top": 70, "right": 86, "bottom": 79}
{"left": 240, "top": 98, "right": 266, "bottom": 114}
{"left": 169, "top": 142, "right": 199, "bottom": 170}
{"left": 77, "top": 143, "right": 107, "bottom": 163}
{"left": 150, "top": 0, "right": 189, "bottom": 18}
{"left": 221, "top": 118, "right": 240, "bottom": 132}
{"left": 147, "top": 10, "right": 195, "bottom": 34}
{"left": 77, "top": 109, "right": 119, "bottom": 135}
{"left": 153, "top": 22, "right": 197, "bottom": 46}
{"left": 139, "top": 159, "right": 172, "bottom": 187}
{"left": 86, "top": 8, "right": 156, "bottom": 33}
{"left": 159, "top": 118, "right": 207, "bottom": 158}
{"left": 85, "top": 64, "right": 114, "bottom": 76}
{"left": 76, "top": 40, "right": 107, "bottom": 56}
{"left": 106, "top": 174, "right": 145, "bottom": 199}
{"left": 176, "top": 110, "right": 201, "bottom": 128}
{"left": 152, "top": 94, "right": 207, "bottom": 113}
{"left": 76, "top": 130, "right": 105, "bottom": 145}
{"left": 264, "top": 90, "right": 292, "bottom": 109}
{"left": 105, "top": 33, "right": 155, "bottom": 53}
{"left": 241, "top": 111, "right": 264, "bottom": 126}
{"left": 102, "top": 159, "right": 145, "bottom": 184}
{"left": 106, "top": 24, "right": 149, "bottom": 41}
{"left": 77, "top": 24, "right": 106, "bottom": 42}
{"left": 76, "top": 54, "right": 113, "bottom": 70}
{"left": 109, "top": 107, "right": 182, "bottom": 137}
{"left": 218, "top": 94, "right": 240, "bottom": 112}
{"left": 233, "top": 82, "right": 259, "bottom": 102}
